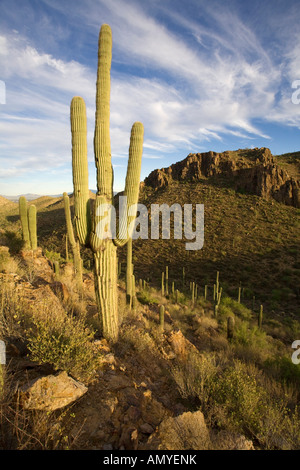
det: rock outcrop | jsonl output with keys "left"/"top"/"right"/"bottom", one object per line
{"left": 144, "top": 148, "right": 300, "bottom": 208}
{"left": 19, "top": 371, "right": 88, "bottom": 411}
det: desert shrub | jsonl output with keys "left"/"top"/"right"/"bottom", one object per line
{"left": 4, "top": 230, "right": 23, "bottom": 254}
{"left": 219, "top": 296, "right": 252, "bottom": 321}
{"left": 0, "top": 278, "right": 31, "bottom": 339}
{"left": 27, "top": 312, "right": 101, "bottom": 382}
{"left": 263, "top": 356, "right": 300, "bottom": 389}
{"left": 119, "top": 325, "right": 157, "bottom": 356}
{"left": 171, "top": 350, "right": 219, "bottom": 411}
{"left": 233, "top": 322, "right": 269, "bottom": 349}
{"left": 137, "top": 290, "right": 159, "bottom": 306}
{"left": 211, "top": 360, "right": 300, "bottom": 449}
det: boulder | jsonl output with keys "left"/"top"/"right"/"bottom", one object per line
{"left": 19, "top": 371, "right": 87, "bottom": 411}
{"left": 145, "top": 410, "right": 211, "bottom": 450}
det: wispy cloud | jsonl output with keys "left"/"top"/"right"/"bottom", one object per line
{"left": 0, "top": 0, "right": 300, "bottom": 195}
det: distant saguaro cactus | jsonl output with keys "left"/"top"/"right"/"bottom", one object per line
{"left": 159, "top": 305, "right": 165, "bottom": 331}
{"left": 69, "top": 24, "right": 143, "bottom": 342}
{"left": 227, "top": 316, "right": 235, "bottom": 340}
{"left": 258, "top": 305, "right": 263, "bottom": 328}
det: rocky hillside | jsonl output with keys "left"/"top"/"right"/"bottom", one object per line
{"left": 144, "top": 148, "right": 300, "bottom": 208}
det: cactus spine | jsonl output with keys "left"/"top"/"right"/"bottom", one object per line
{"left": 70, "top": 24, "right": 143, "bottom": 342}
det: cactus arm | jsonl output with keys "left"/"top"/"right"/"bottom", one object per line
{"left": 63, "top": 192, "right": 82, "bottom": 282}
{"left": 94, "top": 24, "right": 113, "bottom": 202}
{"left": 114, "top": 122, "right": 144, "bottom": 246}
{"left": 70, "top": 96, "right": 91, "bottom": 246}
{"left": 126, "top": 236, "right": 133, "bottom": 304}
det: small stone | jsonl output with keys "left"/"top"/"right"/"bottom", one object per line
{"left": 140, "top": 423, "right": 154, "bottom": 434}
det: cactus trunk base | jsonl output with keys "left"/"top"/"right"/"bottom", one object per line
{"left": 93, "top": 241, "right": 118, "bottom": 342}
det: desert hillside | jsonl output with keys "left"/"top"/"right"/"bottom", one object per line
{"left": 0, "top": 147, "right": 299, "bottom": 451}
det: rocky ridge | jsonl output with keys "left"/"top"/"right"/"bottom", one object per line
{"left": 144, "top": 147, "right": 300, "bottom": 208}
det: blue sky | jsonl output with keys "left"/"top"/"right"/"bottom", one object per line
{"left": 0, "top": 0, "right": 299, "bottom": 196}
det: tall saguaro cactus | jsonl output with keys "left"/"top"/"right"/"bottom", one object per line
{"left": 70, "top": 24, "right": 143, "bottom": 342}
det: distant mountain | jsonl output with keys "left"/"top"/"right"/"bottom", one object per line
{"left": 0, "top": 190, "right": 99, "bottom": 203}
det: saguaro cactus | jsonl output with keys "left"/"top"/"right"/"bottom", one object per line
{"left": 70, "top": 24, "right": 143, "bottom": 342}
{"left": 28, "top": 205, "right": 37, "bottom": 251}
{"left": 19, "top": 196, "right": 37, "bottom": 250}
{"left": 63, "top": 192, "right": 83, "bottom": 283}
{"left": 19, "top": 196, "right": 30, "bottom": 248}
{"left": 227, "top": 316, "right": 235, "bottom": 340}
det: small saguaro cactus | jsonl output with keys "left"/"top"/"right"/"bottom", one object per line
{"left": 19, "top": 196, "right": 37, "bottom": 251}
{"left": 204, "top": 284, "right": 208, "bottom": 301}
{"left": 165, "top": 266, "right": 169, "bottom": 296}
{"left": 69, "top": 24, "right": 143, "bottom": 342}
{"left": 19, "top": 196, "right": 30, "bottom": 249}
{"left": 161, "top": 271, "right": 165, "bottom": 297}
{"left": 159, "top": 305, "right": 165, "bottom": 331}
{"left": 258, "top": 304, "right": 263, "bottom": 328}
{"left": 28, "top": 204, "right": 37, "bottom": 251}
{"left": 227, "top": 316, "right": 235, "bottom": 340}
{"left": 63, "top": 192, "right": 83, "bottom": 283}
{"left": 238, "top": 285, "right": 242, "bottom": 304}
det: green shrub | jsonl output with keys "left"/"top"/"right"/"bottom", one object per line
{"left": 171, "top": 350, "right": 219, "bottom": 411}
{"left": 27, "top": 312, "right": 101, "bottom": 382}
{"left": 220, "top": 296, "right": 252, "bottom": 321}
{"left": 264, "top": 356, "right": 300, "bottom": 388}
{"left": 211, "top": 360, "right": 300, "bottom": 449}
{"left": 233, "top": 322, "right": 268, "bottom": 349}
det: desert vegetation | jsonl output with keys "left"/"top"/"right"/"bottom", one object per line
{"left": 0, "top": 23, "right": 299, "bottom": 451}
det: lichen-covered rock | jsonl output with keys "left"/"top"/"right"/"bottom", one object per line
{"left": 19, "top": 371, "right": 87, "bottom": 411}
{"left": 145, "top": 410, "right": 211, "bottom": 450}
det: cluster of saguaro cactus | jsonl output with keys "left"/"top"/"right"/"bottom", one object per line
{"left": 19, "top": 196, "right": 37, "bottom": 250}
{"left": 69, "top": 24, "right": 143, "bottom": 341}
